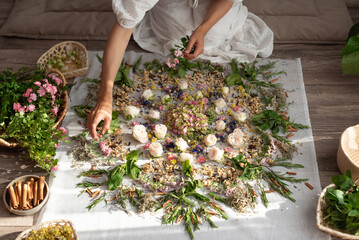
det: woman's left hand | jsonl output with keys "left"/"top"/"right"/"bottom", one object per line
{"left": 184, "top": 28, "right": 205, "bottom": 60}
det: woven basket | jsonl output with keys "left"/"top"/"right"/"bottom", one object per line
{"left": 0, "top": 68, "right": 68, "bottom": 148}
{"left": 15, "top": 219, "right": 78, "bottom": 240}
{"left": 37, "top": 41, "right": 88, "bottom": 79}
{"left": 316, "top": 184, "right": 359, "bottom": 239}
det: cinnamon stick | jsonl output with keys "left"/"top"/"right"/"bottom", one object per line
{"left": 8, "top": 185, "right": 19, "bottom": 209}
{"left": 29, "top": 178, "right": 34, "bottom": 200}
{"left": 21, "top": 184, "right": 28, "bottom": 210}
{"left": 15, "top": 181, "right": 22, "bottom": 210}
{"left": 33, "top": 181, "right": 38, "bottom": 206}
{"left": 38, "top": 176, "right": 45, "bottom": 203}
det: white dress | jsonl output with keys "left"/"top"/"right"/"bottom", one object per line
{"left": 112, "top": 0, "right": 273, "bottom": 63}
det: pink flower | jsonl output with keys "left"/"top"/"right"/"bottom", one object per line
{"left": 27, "top": 93, "right": 37, "bottom": 103}
{"left": 18, "top": 106, "right": 26, "bottom": 113}
{"left": 173, "top": 58, "right": 179, "bottom": 64}
{"left": 163, "top": 86, "right": 170, "bottom": 92}
{"left": 202, "top": 98, "right": 209, "bottom": 105}
{"left": 132, "top": 121, "right": 139, "bottom": 126}
{"left": 49, "top": 85, "right": 57, "bottom": 95}
{"left": 37, "top": 88, "right": 46, "bottom": 97}
{"left": 51, "top": 95, "right": 56, "bottom": 106}
{"left": 174, "top": 49, "right": 184, "bottom": 57}
{"left": 58, "top": 127, "right": 67, "bottom": 135}
{"left": 167, "top": 153, "right": 175, "bottom": 161}
{"left": 49, "top": 74, "right": 62, "bottom": 86}
{"left": 179, "top": 93, "right": 186, "bottom": 100}
{"left": 233, "top": 106, "right": 241, "bottom": 112}
{"left": 13, "top": 102, "right": 21, "bottom": 111}
{"left": 144, "top": 143, "right": 150, "bottom": 149}
{"left": 99, "top": 141, "right": 107, "bottom": 150}
{"left": 260, "top": 158, "right": 269, "bottom": 165}
{"left": 166, "top": 138, "right": 171, "bottom": 144}
{"left": 42, "top": 78, "right": 48, "bottom": 84}
{"left": 26, "top": 104, "right": 35, "bottom": 112}
{"left": 166, "top": 58, "right": 173, "bottom": 68}
{"left": 224, "top": 147, "right": 233, "bottom": 153}
{"left": 159, "top": 105, "right": 163, "bottom": 111}
{"left": 22, "top": 88, "right": 33, "bottom": 97}
{"left": 219, "top": 116, "right": 226, "bottom": 121}
{"left": 197, "top": 84, "right": 206, "bottom": 89}
{"left": 197, "top": 156, "right": 206, "bottom": 163}
{"left": 51, "top": 105, "right": 59, "bottom": 115}
{"left": 34, "top": 81, "right": 41, "bottom": 86}
{"left": 103, "top": 148, "right": 112, "bottom": 156}
{"left": 51, "top": 164, "right": 59, "bottom": 171}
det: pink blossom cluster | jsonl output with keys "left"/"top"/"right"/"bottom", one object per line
{"left": 58, "top": 127, "right": 67, "bottom": 136}
{"left": 13, "top": 77, "right": 61, "bottom": 116}
{"left": 166, "top": 58, "right": 179, "bottom": 68}
{"left": 22, "top": 88, "right": 37, "bottom": 103}
{"left": 13, "top": 102, "right": 35, "bottom": 113}
{"left": 233, "top": 106, "right": 241, "bottom": 112}
{"left": 99, "top": 141, "right": 112, "bottom": 156}
{"left": 196, "top": 156, "right": 206, "bottom": 163}
{"left": 165, "top": 49, "right": 184, "bottom": 68}
{"left": 48, "top": 74, "right": 63, "bottom": 86}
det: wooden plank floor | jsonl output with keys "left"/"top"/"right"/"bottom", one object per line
{"left": 1, "top": 2, "right": 359, "bottom": 239}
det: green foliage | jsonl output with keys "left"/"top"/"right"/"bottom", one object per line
{"left": 225, "top": 59, "right": 284, "bottom": 89}
{"left": 341, "top": 23, "right": 359, "bottom": 76}
{"left": 251, "top": 110, "right": 309, "bottom": 135}
{"left": 324, "top": 170, "right": 359, "bottom": 235}
{"left": 96, "top": 54, "right": 133, "bottom": 87}
{"left": 0, "top": 67, "right": 68, "bottom": 172}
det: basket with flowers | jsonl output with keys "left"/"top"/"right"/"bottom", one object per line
{"left": 0, "top": 66, "right": 69, "bottom": 172}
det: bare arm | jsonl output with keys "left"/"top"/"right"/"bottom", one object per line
{"left": 88, "top": 21, "right": 134, "bottom": 140}
{"left": 184, "top": 0, "right": 233, "bottom": 60}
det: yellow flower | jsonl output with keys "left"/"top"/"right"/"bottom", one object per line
{"left": 151, "top": 84, "right": 156, "bottom": 90}
{"left": 170, "top": 159, "right": 177, "bottom": 165}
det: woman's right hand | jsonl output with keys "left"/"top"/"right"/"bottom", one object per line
{"left": 87, "top": 98, "right": 112, "bottom": 141}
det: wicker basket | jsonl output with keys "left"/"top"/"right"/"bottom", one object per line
{"left": 0, "top": 68, "right": 68, "bottom": 148}
{"left": 316, "top": 184, "right": 359, "bottom": 239}
{"left": 37, "top": 41, "right": 88, "bottom": 79}
{"left": 15, "top": 219, "right": 78, "bottom": 240}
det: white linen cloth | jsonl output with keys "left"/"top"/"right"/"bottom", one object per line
{"left": 37, "top": 51, "right": 329, "bottom": 240}
{"left": 112, "top": 0, "right": 273, "bottom": 63}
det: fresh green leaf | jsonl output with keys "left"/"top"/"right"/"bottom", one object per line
{"left": 342, "top": 51, "right": 359, "bottom": 76}
{"left": 332, "top": 171, "right": 354, "bottom": 190}
{"left": 108, "top": 165, "right": 126, "bottom": 191}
